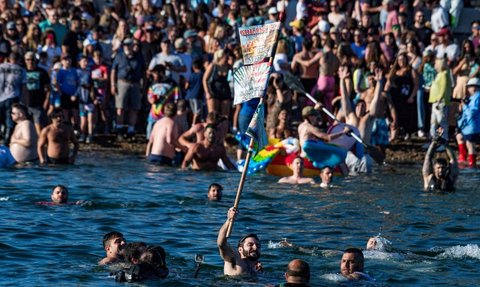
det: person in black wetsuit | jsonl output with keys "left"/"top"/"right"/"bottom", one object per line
{"left": 422, "top": 128, "right": 458, "bottom": 191}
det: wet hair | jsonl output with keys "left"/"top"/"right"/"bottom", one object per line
{"left": 237, "top": 233, "right": 259, "bottom": 248}
{"left": 163, "top": 103, "right": 177, "bottom": 118}
{"left": 103, "top": 231, "right": 124, "bottom": 248}
{"left": 52, "top": 184, "right": 68, "bottom": 194}
{"left": 286, "top": 259, "right": 310, "bottom": 282}
{"left": 209, "top": 183, "right": 223, "bottom": 191}
{"left": 123, "top": 242, "right": 148, "bottom": 263}
{"left": 434, "top": 158, "right": 448, "bottom": 167}
{"left": 321, "top": 166, "right": 332, "bottom": 173}
{"left": 344, "top": 247, "right": 364, "bottom": 262}
{"left": 140, "top": 245, "right": 168, "bottom": 273}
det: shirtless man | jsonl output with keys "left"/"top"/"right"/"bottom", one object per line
{"left": 217, "top": 207, "right": 262, "bottom": 276}
{"left": 145, "top": 103, "right": 183, "bottom": 166}
{"left": 422, "top": 129, "right": 458, "bottom": 191}
{"left": 339, "top": 66, "right": 383, "bottom": 145}
{"left": 298, "top": 106, "right": 349, "bottom": 157}
{"left": 296, "top": 39, "right": 340, "bottom": 113}
{"left": 38, "top": 108, "right": 79, "bottom": 165}
{"left": 278, "top": 156, "right": 315, "bottom": 184}
{"left": 338, "top": 66, "right": 385, "bottom": 172}
{"left": 9, "top": 103, "right": 38, "bottom": 163}
{"left": 291, "top": 38, "right": 319, "bottom": 108}
{"left": 178, "top": 111, "right": 228, "bottom": 149}
{"left": 277, "top": 259, "right": 310, "bottom": 287}
{"left": 99, "top": 231, "right": 127, "bottom": 265}
{"left": 340, "top": 248, "right": 373, "bottom": 281}
{"left": 181, "top": 125, "right": 235, "bottom": 170}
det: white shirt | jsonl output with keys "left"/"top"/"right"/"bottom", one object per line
{"left": 430, "top": 6, "right": 449, "bottom": 33}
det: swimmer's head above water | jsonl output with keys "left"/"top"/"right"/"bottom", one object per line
{"left": 237, "top": 233, "right": 261, "bottom": 261}
{"left": 208, "top": 183, "right": 223, "bottom": 201}
{"left": 51, "top": 185, "right": 69, "bottom": 204}
{"left": 366, "top": 235, "right": 392, "bottom": 252}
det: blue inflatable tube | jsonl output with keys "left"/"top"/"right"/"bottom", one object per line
{"left": 302, "top": 140, "right": 347, "bottom": 168}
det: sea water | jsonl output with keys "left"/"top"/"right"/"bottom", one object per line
{"left": 0, "top": 151, "right": 479, "bottom": 286}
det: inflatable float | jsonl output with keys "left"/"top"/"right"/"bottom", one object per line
{"left": 237, "top": 137, "right": 346, "bottom": 177}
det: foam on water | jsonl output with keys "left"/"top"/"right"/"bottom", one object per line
{"left": 437, "top": 244, "right": 480, "bottom": 260}
{"left": 322, "top": 273, "right": 347, "bottom": 282}
{"left": 0, "top": 197, "right": 9, "bottom": 201}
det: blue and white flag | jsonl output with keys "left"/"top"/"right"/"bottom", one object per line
{"left": 245, "top": 102, "right": 268, "bottom": 153}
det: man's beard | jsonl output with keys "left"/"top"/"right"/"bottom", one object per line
{"left": 242, "top": 249, "right": 260, "bottom": 261}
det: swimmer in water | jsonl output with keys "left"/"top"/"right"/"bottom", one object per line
{"left": 51, "top": 185, "right": 69, "bottom": 204}
{"left": 99, "top": 231, "right": 127, "bottom": 265}
{"left": 208, "top": 183, "right": 223, "bottom": 201}
{"left": 366, "top": 235, "right": 393, "bottom": 252}
{"left": 340, "top": 248, "right": 374, "bottom": 281}
{"left": 275, "top": 259, "right": 310, "bottom": 287}
{"left": 319, "top": 166, "right": 333, "bottom": 188}
{"left": 422, "top": 128, "right": 458, "bottom": 191}
{"left": 278, "top": 156, "right": 315, "bottom": 185}
{"left": 217, "top": 207, "right": 262, "bottom": 276}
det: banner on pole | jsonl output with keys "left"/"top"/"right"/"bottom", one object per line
{"left": 239, "top": 22, "right": 281, "bottom": 65}
{"left": 245, "top": 102, "right": 268, "bottom": 153}
{"left": 233, "top": 62, "right": 270, "bottom": 105}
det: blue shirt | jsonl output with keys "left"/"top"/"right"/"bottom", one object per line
{"left": 185, "top": 71, "right": 203, "bottom": 100}
{"left": 458, "top": 91, "right": 480, "bottom": 135}
{"left": 112, "top": 51, "right": 146, "bottom": 82}
{"left": 57, "top": 68, "right": 79, "bottom": 96}
{"left": 350, "top": 43, "right": 367, "bottom": 59}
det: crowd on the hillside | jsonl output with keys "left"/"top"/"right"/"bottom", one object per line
{"left": 0, "top": 0, "right": 479, "bottom": 170}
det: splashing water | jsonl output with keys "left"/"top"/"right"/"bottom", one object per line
{"left": 438, "top": 244, "right": 480, "bottom": 260}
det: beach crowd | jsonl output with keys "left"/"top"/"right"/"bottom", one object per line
{"left": 0, "top": 0, "right": 479, "bottom": 284}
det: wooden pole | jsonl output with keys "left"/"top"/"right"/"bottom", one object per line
{"left": 226, "top": 8, "right": 286, "bottom": 238}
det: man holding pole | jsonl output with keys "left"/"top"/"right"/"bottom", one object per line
{"left": 217, "top": 207, "right": 262, "bottom": 276}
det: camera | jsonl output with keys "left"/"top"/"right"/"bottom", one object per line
{"left": 195, "top": 254, "right": 204, "bottom": 263}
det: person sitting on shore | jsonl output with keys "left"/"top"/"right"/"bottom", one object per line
{"left": 208, "top": 183, "right": 223, "bottom": 201}
{"left": 37, "top": 108, "right": 79, "bottom": 165}
{"left": 217, "top": 207, "right": 262, "bottom": 276}
{"left": 99, "top": 231, "right": 127, "bottom": 266}
{"left": 3, "top": 103, "right": 38, "bottom": 166}
{"left": 276, "top": 259, "right": 311, "bottom": 287}
{"left": 319, "top": 166, "right": 333, "bottom": 188}
{"left": 340, "top": 248, "right": 373, "bottom": 281}
{"left": 181, "top": 124, "right": 235, "bottom": 171}
{"left": 422, "top": 128, "right": 458, "bottom": 191}
{"left": 278, "top": 156, "right": 315, "bottom": 184}
{"left": 145, "top": 103, "right": 184, "bottom": 166}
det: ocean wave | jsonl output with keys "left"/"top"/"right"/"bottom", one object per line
{"left": 0, "top": 197, "right": 9, "bottom": 201}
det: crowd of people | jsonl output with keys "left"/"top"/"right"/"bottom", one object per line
{"left": 0, "top": 0, "right": 478, "bottom": 171}
{"left": 0, "top": 0, "right": 479, "bottom": 284}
